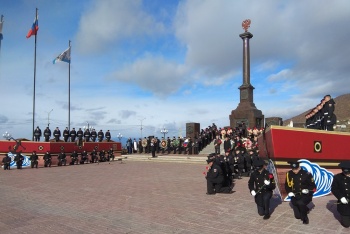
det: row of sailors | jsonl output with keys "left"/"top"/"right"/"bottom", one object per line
{"left": 1, "top": 148, "right": 115, "bottom": 169}
{"left": 305, "top": 94, "right": 336, "bottom": 131}
{"left": 34, "top": 126, "right": 112, "bottom": 142}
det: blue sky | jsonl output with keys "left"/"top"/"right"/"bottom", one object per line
{"left": 0, "top": 0, "right": 350, "bottom": 140}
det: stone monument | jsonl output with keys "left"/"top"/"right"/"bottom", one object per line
{"left": 186, "top": 122, "right": 200, "bottom": 140}
{"left": 229, "top": 19, "right": 264, "bottom": 129}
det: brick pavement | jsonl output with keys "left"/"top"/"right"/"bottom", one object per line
{"left": 0, "top": 160, "right": 349, "bottom": 234}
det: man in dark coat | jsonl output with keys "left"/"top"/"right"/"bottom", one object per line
{"left": 234, "top": 148, "right": 245, "bottom": 179}
{"left": 248, "top": 160, "right": 276, "bottom": 219}
{"left": 80, "top": 151, "right": 88, "bottom": 164}
{"left": 205, "top": 157, "right": 233, "bottom": 195}
{"left": 322, "top": 94, "right": 336, "bottom": 131}
{"left": 105, "top": 130, "right": 111, "bottom": 142}
{"left": 63, "top": 127, "right": 70, "bottom": 142}
{"left": 70, "top": 128, "right": 77, "bottom": 142}
{"left": 90, "top": 129, "right": 97, "bottom": 142}
{"left": 70, "top": 150, "right": 79, "bottom": 165}
{"left": 29, "top": 151, "right": 38, "bottom": 168}
{"left": 77, "top": 128, "right": 83, "bottom": 145}
{"left": 53, "top": 127, "right": 61, "bottom": 142}
{"left": 90, "top": 149, "right": 98, "bottom": 163}
{"left": 43, "top": 151, "right": 52, "bottom": 167}
{"left": 285, "top": 161, "right": 316, "bottom": 224}
{"left": 44, "top": 127, "right": 51, "bottom": 142}
{"left": 97, "top": 130, "right": 104, "bottom": 142}
{"left": 14, "top": 152, "right": 24, "bottom": 169}
{"left": 331, "top": 161, "right": 350, "bottom": 228}
{"left": 214, "top": 135, "right": 222, "bottom": 155}
{"left": 99, "top": 150, "right": 106, "bottom": 162}
{"left": 34, "top": 126, "right": 42, "bottom": 142}
{"left": 2, "top": 153, "right": 11, "bottom": 170}
{"left": 57, "top": 151, "right": 67, "bottom": 166}
{"left": 84, "top": 129, "right": 90, "bottom": 142}
{"left": 108, "top": 147, "right": 114, "bottom": 161}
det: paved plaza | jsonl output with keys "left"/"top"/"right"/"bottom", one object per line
{"left": 0, "top": 158, "right": 349, "bottom": 234}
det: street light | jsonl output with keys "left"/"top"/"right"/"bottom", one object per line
{"left": 161, "top": 127, "right": 168, "bottom": 138}
{"left": 3, "top": 131, "right": 12, "bottom": 141}
{"left": 83, "top": 122, "right": 94, "bottom": 131}
{"left": 139, "top": 118, "right": 146, "bottom": 138}
{"left": 117, "top": 133, "right": 123, "bottom": 142}
{"left": 47, "top": 109, "right": 53, "bottom": 127}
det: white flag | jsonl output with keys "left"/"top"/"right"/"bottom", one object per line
{"left": 53, "top": 47, "right": 71, "bottom": 64}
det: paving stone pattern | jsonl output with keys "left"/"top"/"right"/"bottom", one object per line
{"left": 0, "top": 160, "right": 348, "bottom": 234}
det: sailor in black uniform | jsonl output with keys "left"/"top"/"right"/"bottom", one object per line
{"left": 285, "top": 161, "right": 316, "bottom": 224}
{"left": 331, "top": 161, "right": 350, "bottom": 228}
{"left": 248, "top": 160, "right": 276, "bottom": 219}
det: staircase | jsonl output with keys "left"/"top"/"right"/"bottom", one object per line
{"left": 122, "top": 139, "right": 225, "bottom": 164}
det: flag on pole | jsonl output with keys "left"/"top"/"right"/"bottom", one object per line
{"left": 53, "top": 47, "right": 71, "bottom": 64}
{"left": 0, "top": 17, "right": 3, "bottom": 40}
{"left": 26, "top": 16, "right": 39, "bottom": 38}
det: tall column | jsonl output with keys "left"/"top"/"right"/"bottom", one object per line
{"left": 240, "top": 32, "right": 253, "bottom": 85}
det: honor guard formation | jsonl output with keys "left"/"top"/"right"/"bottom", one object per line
{"left": 3, "top": 126, "right": 114, "bottom": 169}
{"left": 305, "top": 94, "right": 337, "bottom": 130}
{"left": 34, "top": 126, "right": 112, "bottom": 143}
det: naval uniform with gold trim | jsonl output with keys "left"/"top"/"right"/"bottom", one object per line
{"left": 285, "top": 168, "right": 316, "bottom": 223}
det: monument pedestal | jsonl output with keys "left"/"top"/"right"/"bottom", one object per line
{"left": 229, "top": 84, "right": 264, "bottom": 128}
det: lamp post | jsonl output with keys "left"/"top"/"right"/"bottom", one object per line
{"left": 117, "top": 133, "right": 123, "bottom": 142}
{"left": 139, "top": 118, "right": 146, "bottom": 138}
{"left": 47, "top": 109, "right": 53, "bottom": 127}
{"left": 161, "top": 127, "right": 168, "bottom": 138}
{"left": 83, "top": 122, "right": 93, "bottom": 131}
{"left": 2, "top": 131, "right": 12, "bottom": 141}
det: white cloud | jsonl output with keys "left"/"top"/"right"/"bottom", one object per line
{"left": 110, "top": 56, "right": 188, "bottom": 96}
{"left": 75, "top": 0, "right": 165, "bottom": 54}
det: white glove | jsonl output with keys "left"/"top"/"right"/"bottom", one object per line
{"left": 264, "top": 180, "right": 270, "bottom": 185}
{"left": 288, "top": 192, "right": 295, "bottom": 197}
{"left": 340, "top": 197, "right": 348, "bottom": 204}
{"left": 302, "top": 189, "right": 309, "bottom": 194}
{"left": 251, "top": 190, "right": 256, "bottom": 196}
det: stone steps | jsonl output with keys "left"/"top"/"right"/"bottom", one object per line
{"left": 122, "top": 154, "right": 207, "bottom": 164}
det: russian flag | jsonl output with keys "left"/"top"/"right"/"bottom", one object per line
{"left": 183, "top": 139, "right": 189, "bottom": 148}
{"left": 26, "top": 16, "right": 38, "bottom": 38}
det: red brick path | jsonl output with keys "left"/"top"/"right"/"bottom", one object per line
{"left": 0, "top": 161, "right": 348, "bottom": 233}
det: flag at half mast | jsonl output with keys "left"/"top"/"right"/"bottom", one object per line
{"left": 53, "top": 47, "right": 71, "bottom": 64}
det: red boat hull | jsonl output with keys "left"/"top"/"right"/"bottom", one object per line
{"left": 258, "top": 125, "right": 350, "bottom": 167}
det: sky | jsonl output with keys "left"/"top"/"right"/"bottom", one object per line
{"left": 0, "top": 0, "right": 350, "bottom": 141}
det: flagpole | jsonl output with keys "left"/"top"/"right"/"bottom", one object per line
{"left": 32, "top": 8, "right": 38, "bottom": 141}
{"left": 68, "top": 40, "right": 71, "bottom": 131}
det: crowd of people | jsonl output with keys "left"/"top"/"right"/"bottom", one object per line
{"left": 124, "top": 123, "right": 264, "bottom": 157}
{"left": 305, "top": 94, "right": 336, "bottom": 130}
{"left": 1, "top": 147, "right": 115, "bottom": 170}
{"left": 33, "top": 126, "right": 112, "bottom": 143}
